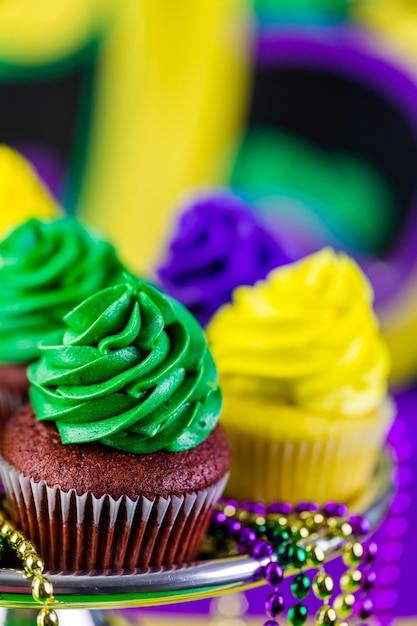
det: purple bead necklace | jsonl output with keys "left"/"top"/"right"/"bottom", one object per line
{"left": 210, "top": 498, "right": 377, "bottom": 626}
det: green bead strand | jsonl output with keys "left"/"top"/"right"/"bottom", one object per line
{"left": 288, "top": 602, "right": 308, "bottom": 626}
{"left": 291, "top": 573, "right": 311, "bottom": 600}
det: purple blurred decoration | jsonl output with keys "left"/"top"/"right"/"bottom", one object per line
{"left": 254, "top": 27, "right": 417, "bottom": 308}
{"left": 157, "top": 192, "right": 290, "bottom": 326}
{"left": 13, "top": 142, "right": 65, "bottom": 200}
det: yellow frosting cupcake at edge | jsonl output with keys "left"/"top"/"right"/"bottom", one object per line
{"left": 207, "top": 248, "right": 393, "bottom": 504}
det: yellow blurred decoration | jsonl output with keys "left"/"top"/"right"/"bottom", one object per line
{"left": 0, "top": 0, "right": 119, "bottom": 63}
{"left": 0, "top": 0, "right": 249, "bottom": 276}
{"left": 353, "top": 0, "right": 417, "bottom": 386}
{"left": 79, "top": 0, "right": 250, "bottom": 274}
{"left": 0, "top": 145, "right": 59, "bottom": 237}
{"left": 353, "top": 0, "right": 417, "bottom": 67}
{"left": 379, "top": 270, "right": 417, "bottom": 388}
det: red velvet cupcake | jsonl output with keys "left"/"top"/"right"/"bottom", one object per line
{"left": 0, "top": 275, "right": 229, "bottom": 571}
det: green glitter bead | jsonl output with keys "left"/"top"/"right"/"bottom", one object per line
{"left": 277, "top": 543, "right": 307, "bottom": 568}
{"left": 288, "top": 602, "right": 308, "bottom": 626}
{"left": 291, "top": 573, "right": 311, "bottom": 599}
{"left": 276, "top": 541, "right": 293, "bottom": 565}
{"left": 212, "top": 527, "right": 226, "bottom": 539}
{"left": 268, "top": 527, "right": 291, "bottom": 545}
{"left": 290, "top": 545, "right": 308, "bottom": 568}
{"left": 251, "top": 522, "right": 267, "bottom": 536}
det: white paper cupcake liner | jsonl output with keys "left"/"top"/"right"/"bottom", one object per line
{"left": 224, "top": 401, "right": 394, "bottom": 504}
{"left": 0, "top": 456, "right": 228, "bottom": 572}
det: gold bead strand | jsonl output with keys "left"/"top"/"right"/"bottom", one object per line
{"left": 334, "top": 513, "right": 372, "bottom": 624}
{"left": 0, "top": 499, "right": 59, "bottom": 626}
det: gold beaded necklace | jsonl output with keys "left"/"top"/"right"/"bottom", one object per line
{"left": 0, "top": 500, "right": 59, "bottom": 626}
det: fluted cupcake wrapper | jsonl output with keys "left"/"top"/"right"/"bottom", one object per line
{"left": 0, "top": 457, "right": 228, "bottom": 572}
{"left": 224, "top": 402, "right": 394, "bottom": 505}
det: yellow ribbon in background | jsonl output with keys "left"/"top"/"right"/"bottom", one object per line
{"left": 78, "top": 0, "right": 250, "bottom": 276}
{"left": 0, "top": 0, "right": 250, "bottom": 277}
{"left": 0, "top": 145, "right": 60, "bottom": 237}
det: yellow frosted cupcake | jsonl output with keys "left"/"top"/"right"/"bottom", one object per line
{"left": 207, "top": 248, "right": 393, "bottom": 504}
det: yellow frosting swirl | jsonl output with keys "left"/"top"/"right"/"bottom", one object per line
{"left": 207, "top": 248, "right": 390, "bottom": 417}
{"left": 0, "top": 145, "right": 59, "bottom": 237}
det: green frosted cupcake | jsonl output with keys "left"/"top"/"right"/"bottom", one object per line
{"left": 0, "top": 216, "right": 125, "bottom": 426}
{"left": 0, "top": 275, "right": 230, "bottom": 571}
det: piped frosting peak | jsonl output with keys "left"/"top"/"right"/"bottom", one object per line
{"left": 29, "top": 275, "right": 222, "bottom": 453}
{"left": 207, "top": 248, "right": 389, "bottom": 417}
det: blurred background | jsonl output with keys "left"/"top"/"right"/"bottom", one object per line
{"left": 0, "top": 0, "right": 417, "bottom": 623}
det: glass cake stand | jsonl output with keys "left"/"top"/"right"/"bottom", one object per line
{"left": 0, "top": 451, "right": 394, "bottom": 624}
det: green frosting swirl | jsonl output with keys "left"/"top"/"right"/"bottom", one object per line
{"left": 28, "top": 275, "right": 222, "bottom": 453}
{"left": 0, "top": 217, "right": 124, "bottom": 364}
